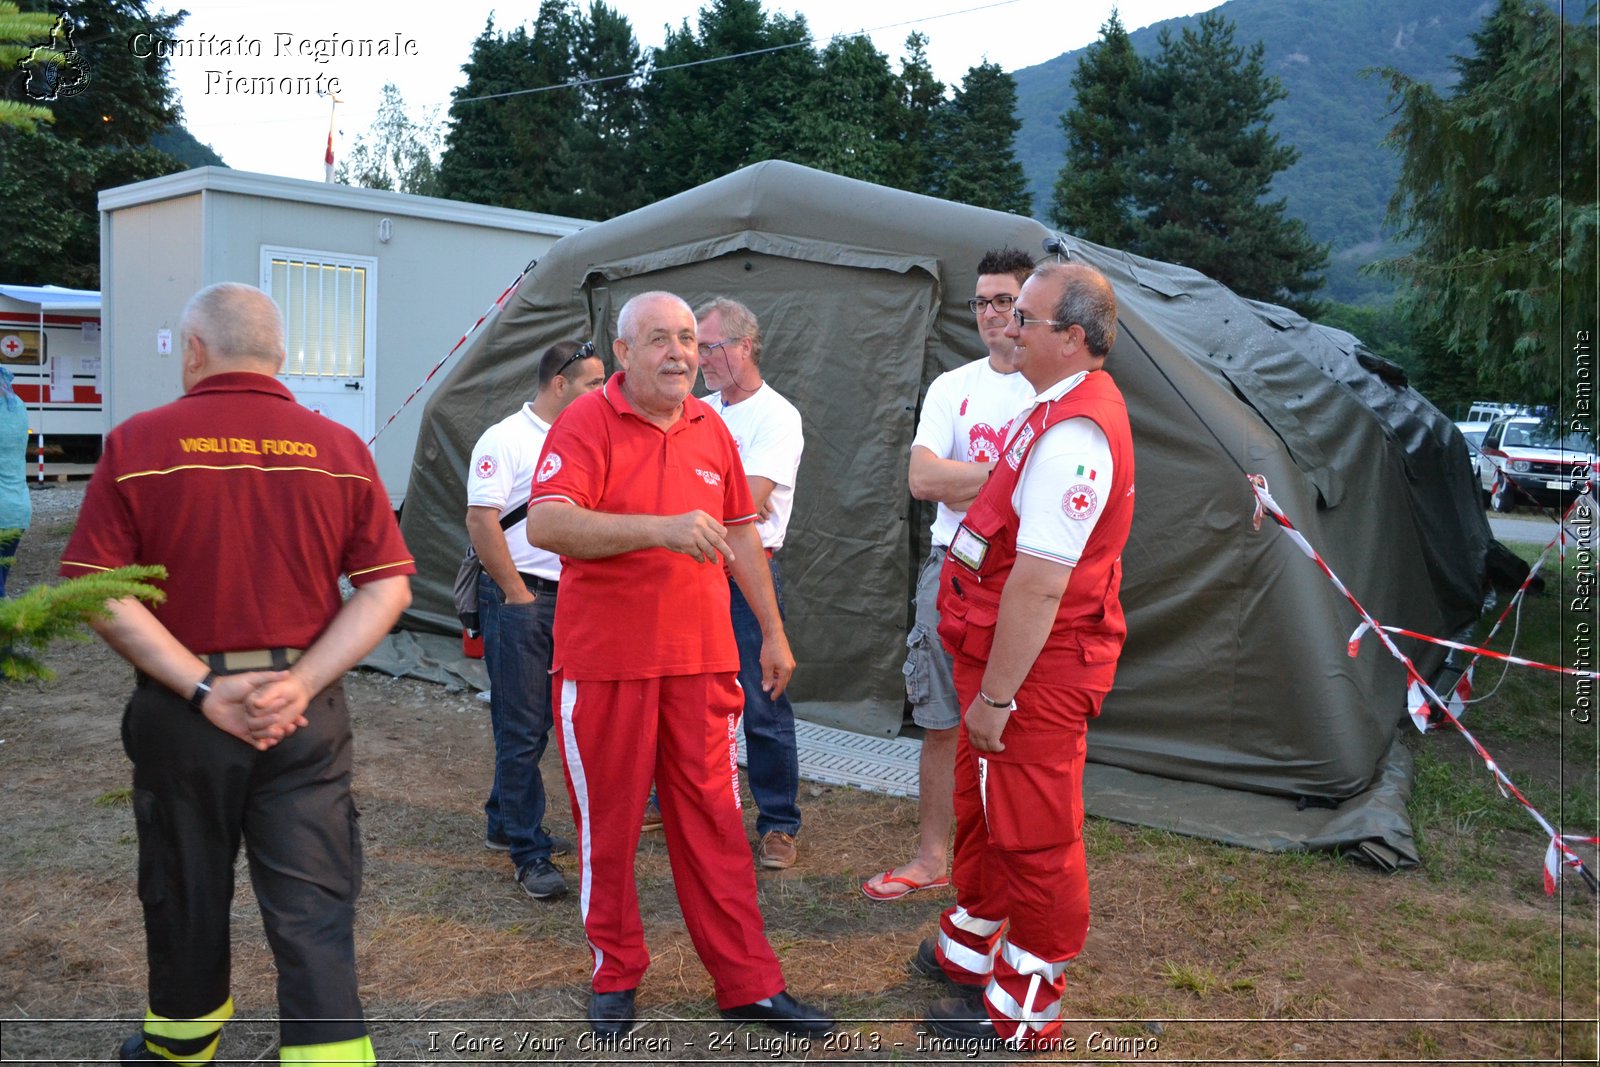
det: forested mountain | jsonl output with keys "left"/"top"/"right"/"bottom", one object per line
{"left": 1014, "top": 0, "right": 1499, "bottom": 303}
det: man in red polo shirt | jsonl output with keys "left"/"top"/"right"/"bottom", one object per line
{"left": 525, "top": 291, "right": 831, "bottom": 1041}
{"left": 61, "top": 282, "right": 414, "bottom": 1066}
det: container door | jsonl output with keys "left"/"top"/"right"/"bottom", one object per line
{"left": 261, "top": 247, "right": 377, "bottom": 444}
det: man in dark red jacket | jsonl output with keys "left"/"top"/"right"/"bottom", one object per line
{"left": 916, "top": 262, "right": 1135, "bottom": 1049}
{"left": 62, "top": 282, "right": 413, "bottom": 1066}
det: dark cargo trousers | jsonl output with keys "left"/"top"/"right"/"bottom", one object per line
{"left": 122, "top": 676, "right": 369, "bottom": 1057}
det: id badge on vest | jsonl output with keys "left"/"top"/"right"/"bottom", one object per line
{"left": 949, "top": 524, "right": 989, "bottom": 571}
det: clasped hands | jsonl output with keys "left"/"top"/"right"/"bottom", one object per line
{"left": 199, "top": 670, "right": 314, "bottom": 751}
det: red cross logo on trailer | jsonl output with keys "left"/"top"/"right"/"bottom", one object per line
{"left": 0, "top": 335, "right": 23, "bottom": 358}
{"left": 1063, "top": 483, "right": 1098, "bottom": 520}
{"left": 475, "top": 454, "right": 497, "bottom": 479}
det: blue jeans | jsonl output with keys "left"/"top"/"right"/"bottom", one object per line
{"left": 480, "top": 571, "right": 558, "bottom": 869}
{"left": 730, "top": 557, "right": 802, "bottom": 837}
{"left": 0, "top": 529, "right": 21, "bottom": 597}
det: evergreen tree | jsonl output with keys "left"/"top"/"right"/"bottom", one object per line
{"left": 790, "top": 35, "right": 902, "bottom": 185}
{"left": 1126, "top": 13, "right": 1327, "bottom": 312}
{"left": 544, "top": 1, "right": 648, "bottom": 220}
{"left": 337, "top": 84, "right": 442, "bottom": 196}
{"left": 436, "top": 1, "right": 582, "bottom": 213}
{"left": 0, "top": 0, "right": 185, "bottom": 286}
{"left": 886, "top": 32, "right": 944, "bottom": 195}
{"left": 929, "top": 62, "right": 1032, "bottom": 214}
{"left": 1050, "top": 9, "right": 1141, "bottom": 247}
{"left": 1381, "top": 0, "right": 1597, "bottom": 402}
{"left": 636, "top": 0, "right": 816, "bottom": 200}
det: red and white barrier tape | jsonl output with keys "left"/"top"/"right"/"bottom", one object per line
{"left": 1248, "top": 474, "right": 1596, "bottom": 895}
{"left": 1353, "top": 622, "right": 1600, "bottom": 680}
{"left": 364, "top": 270, "right": 530, "bottom": 449}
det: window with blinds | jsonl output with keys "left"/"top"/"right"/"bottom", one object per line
{"left": 267, "top": 255, "right": 368, "bottom": 378}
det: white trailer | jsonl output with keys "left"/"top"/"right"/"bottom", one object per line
{"left": 0, "top": 284, "right": 105, "bottom": 461}
{"left": 99, "top": 168, "right": 588, "bottom": 505}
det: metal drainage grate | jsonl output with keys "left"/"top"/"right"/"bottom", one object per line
{"left": 737, "top": 720, "right": 922, "bottom": 798}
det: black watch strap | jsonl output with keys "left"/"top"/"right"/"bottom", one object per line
{"left": 189, "top": 670, "right": 217, "bottom": 713}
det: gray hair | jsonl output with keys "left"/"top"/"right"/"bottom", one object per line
{"left": 1034, "top": 262, "right": 1118, "bottom": 358}
{"left": 179, "top": 283, "right": 285, "bottom": 367}
{"left": 694, "top": 296, "right": 763, "bottom": 366}
{"left": 616, "top": 291, "right": 693, "bottom": 345}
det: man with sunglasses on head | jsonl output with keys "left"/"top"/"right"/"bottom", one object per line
{"left": 466, "top": 340, "right": 606, "bottom": 902}
{"left": 694, "top": 297, "right": 807, "bottom": 870}
{"left": 919, "top": 261, "right": 1134, "bottom": 1050}
{"left": 864, "top": 248, "right": 1036, "bottom": 902}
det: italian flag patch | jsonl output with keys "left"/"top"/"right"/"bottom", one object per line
{"left": 1075, "top": 465, "right": 1098, "bottom": 480}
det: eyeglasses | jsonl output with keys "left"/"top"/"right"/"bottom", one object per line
{"left": 556, "top": 341, "right": 595, "bottom": 377}
{"left": 696, "top": 339, "right": 735, "bottom": 359}
{"left": 1011, "top": 309, "right": 1069, "bottom": 330}
{"left": 968, "top": 295, "right": 1016, "bottom": 314}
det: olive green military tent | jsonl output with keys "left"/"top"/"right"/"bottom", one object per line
{"left": 397, "top": 161, "right": 1489, "bottom": 862}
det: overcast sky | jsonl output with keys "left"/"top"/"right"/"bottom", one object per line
{"left": 154, "top": 0, "right": 1217, "bottom": 183}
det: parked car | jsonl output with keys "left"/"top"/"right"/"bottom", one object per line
{"left": 1455, "top": 420, "right": 1492, "bottom": 503}
{"left": 1477, "top": 415, "right": 1595, "bottom": 512}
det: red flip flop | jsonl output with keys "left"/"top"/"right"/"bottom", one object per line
{"left": 861, "top": 869, "right": 951, "bottom": 901}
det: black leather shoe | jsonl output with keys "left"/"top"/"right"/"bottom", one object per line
{"left": 119, "top": 1034, "right": 160, "bottom": 1062}
{"left": 720, "top": 990, "right": 834, "bottom": 1036}
{"left": 588, "top": 988, "right": 637, "bottom": 1039}
{"left": 912, "top": 937, "right": 986, "bottom": 1001}
{"left": 923, "top": 997, "right": 1003, "bottom": 1045}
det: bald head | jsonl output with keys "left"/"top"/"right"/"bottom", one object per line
{"left": 179, "top": 283, "right": 286, "bottom": 383}
{"left": 616, "top": 291, "right": 694, "bottom": 346}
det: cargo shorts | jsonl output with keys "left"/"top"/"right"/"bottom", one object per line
{"left": 902, "top": 544, "right": 961, "bottom": 730}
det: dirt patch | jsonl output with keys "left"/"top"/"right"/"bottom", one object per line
{"left": 2, "top": 484, "right": 1595, "bottom": 1064}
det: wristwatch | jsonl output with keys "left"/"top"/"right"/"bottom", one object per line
{"left": 978, "top": 689, "right": 1016, "bottom": 711}
{"left": 189, "top": 670, "right": 217, "bottom": 713}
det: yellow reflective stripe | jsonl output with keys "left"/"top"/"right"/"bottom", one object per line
{"left": 143, "top": 997, "right": 234, "bottom": 1039}
{"left": 280, "top": 1034, "right": 376, "bottom": 1065}
{"left": 146, "top": 1033, "right": 221, "bottom": 1065}
{"left": 116, "top": 464, "right": 372, "bottom": 484}
{"left": 346, "top": 559, "right": 414, "bottom": 579}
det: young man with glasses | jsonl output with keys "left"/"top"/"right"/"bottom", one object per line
{"left": 863, "top": 248, "right": 1036, "bottom": 901}
{"left": 466, "top": 340, "right": 606, "bottom": 901}
{"left": 918, "top": 262, "right": 1134, "bottom": 1050}
{"left": 695, "top": 297, "right": 807, "bottom": 870}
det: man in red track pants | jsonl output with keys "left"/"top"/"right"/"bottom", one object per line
{"left": 916, "top": 262, "right": 1136, "bottom": 1050}
{"left": 524, "top": 291, "right": 831, "bottom": 1041}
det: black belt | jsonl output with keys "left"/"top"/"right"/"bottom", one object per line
{"left": 517, "top": 573, "right": 559, "bottom": 595}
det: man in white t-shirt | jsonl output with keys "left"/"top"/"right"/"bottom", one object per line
{"left": 695, "top": 297, "right": 807, "bottom": 871}
{"left": 863, "top": 249, "right": 1037, "bottom": 901}
{"left": 466, "top": 340, "right": 605, "bottom": 901}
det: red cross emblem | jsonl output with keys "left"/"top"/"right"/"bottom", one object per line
{"left": 475, "top": 454, "right": 496, "bottom": 479}
{"left": 1063, "top": 483, "right": 1098, "bottom": 521}
{"left": 0, "top": 336, "right": 22, "bottom": 357}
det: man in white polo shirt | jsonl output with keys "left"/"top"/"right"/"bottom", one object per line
{"left": 864, "top": 248, "right": 1037, "bottom": 901}
{"left": 466, "top": 340, "right": 605, "bottom": 901}
{"left": 695, "top": 297, "right": 807, "bottom": 870}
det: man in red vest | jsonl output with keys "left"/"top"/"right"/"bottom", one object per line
{"left": 916, "top": 262, "right": 1135, "bottom": 1049}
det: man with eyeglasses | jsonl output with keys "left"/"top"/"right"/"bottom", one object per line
{"left": 863, "top": 248, "right": 1036, "bottom": 902}
{"left": 525, "top": 292, "right": 832, "bottom": 1040}
{"left": 918, "top": 262, "right": 1134, "bottom": 1050}
{"left": 466, "top": 340, "right": 606, "bottom": 902}
{"left": 693, "top": 296, "right": 807, "bottom": 871}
